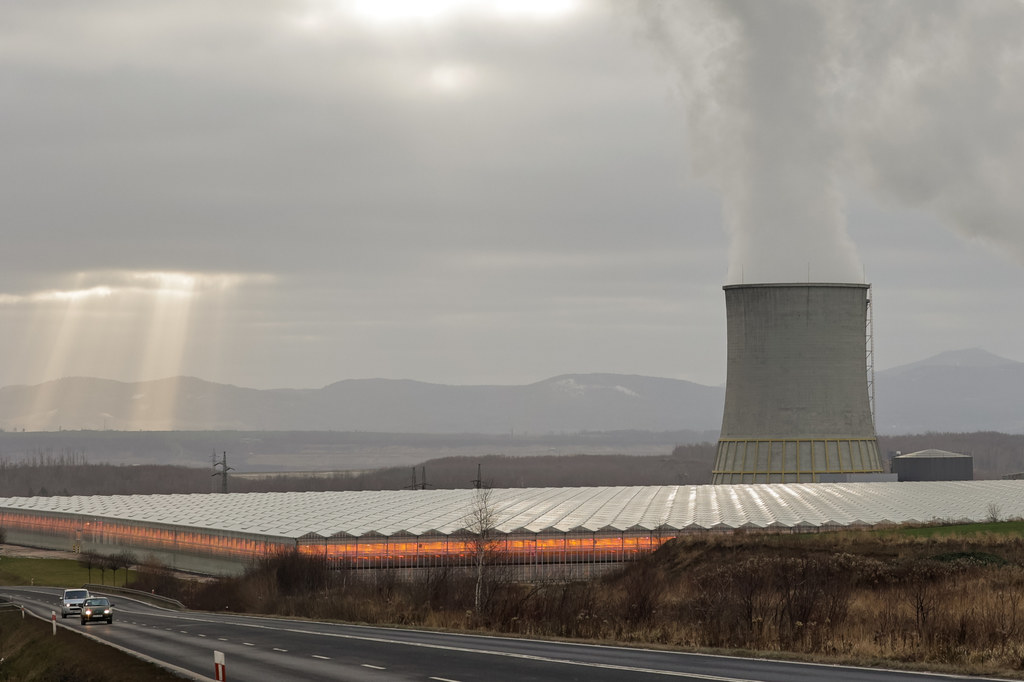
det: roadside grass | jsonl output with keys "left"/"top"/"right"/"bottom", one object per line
{"left": 0, "top": 557, "right": 136, "bottom": 588}
{"left": 0, "top": 607, "right": 182, "bottom": 681}
{"left": 883, "top": 520, "right": 1024, "bottom": 539}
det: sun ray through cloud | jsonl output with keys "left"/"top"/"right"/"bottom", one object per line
{"left": 2, "top": 271, "right": 247, "bottom": 429}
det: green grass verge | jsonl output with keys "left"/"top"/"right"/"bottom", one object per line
{"left": 882, "top": 520, "right": 1024, "bottom": 538}
{"left": 0, "top": 557, "right": 136, "bottom": 588}
{"left": 754, "top": 521, "right": 1024, "bottom": 547}
{"left": 0, "top": 607, "right": 184, "bottom": 680}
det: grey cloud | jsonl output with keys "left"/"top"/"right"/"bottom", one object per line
{"left": 1, "top": 1, "right": 1019, "bottom": 390}
{"left": 844, "top": 2, "right": 1024, "bottom": 264}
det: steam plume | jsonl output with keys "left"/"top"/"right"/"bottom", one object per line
{"left": 636, "top": 0, "right": 1024, "bottom": 282}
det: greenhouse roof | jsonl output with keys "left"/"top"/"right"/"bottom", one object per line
{"left": 1, "top": 480, "right": 1021, "bottom": 542}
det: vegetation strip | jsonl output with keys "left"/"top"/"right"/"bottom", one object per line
{"left": 7, "top": 518, "right": 1024, "bottom": 678}
{"left": 1, "top": 605, "right": 208, "bottom": 681}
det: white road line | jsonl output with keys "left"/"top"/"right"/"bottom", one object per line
{"left": 218, "top": 637, "right": 228, "bottom": 641}
{"left": 273, "top": 628, "right": 751, "bottom": 680}
{"left": 362, "top": 664, "right": 386, "bottom": 670}
{"left": 77, "top": 603, "right": 1001, "bottom": 682}
{"left": 299, "top": 630, "right": 753, "bottom": 675}
{"left": 429, "top": 677, "right": 461, "bottom": 682}
{"left": 273, "top": 647, "right": 288, "bottom": 652}
{"left": 126, "top": 612, "right": 753, "bottom": 680}
{"left": 198, "top": 634, "right": 207, "bottom": 638}
{"left": 243, "top": 642, "right": 255, "bottom": 646}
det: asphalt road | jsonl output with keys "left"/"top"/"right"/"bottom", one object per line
{"left": 2, "top": 586, "right": 1016, "bottom": 682}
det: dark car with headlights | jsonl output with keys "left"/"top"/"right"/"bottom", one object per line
{"left": 80, "top": 597, "right": 114, "bottom": 625}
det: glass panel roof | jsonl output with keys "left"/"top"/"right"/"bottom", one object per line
{"left": 1, "top": 481, "right": 1020, "bottom": 540}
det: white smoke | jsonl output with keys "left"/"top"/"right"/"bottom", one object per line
{"left": 635, "top": 0, "right": 1024, "bottom": 283}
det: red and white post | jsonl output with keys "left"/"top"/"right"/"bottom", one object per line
{"left": 51, "top": 610, "right": 56, "bottom": 635}
{"left": 213, "top": 650, "right": 226, "bottom": 681}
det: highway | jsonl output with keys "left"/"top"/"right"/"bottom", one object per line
{"left": 2, "top": 586, "right": 1014, "bottom": 682}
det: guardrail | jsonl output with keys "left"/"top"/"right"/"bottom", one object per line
{"left": 83, "top": 584, "right": 185, "bottom": 610}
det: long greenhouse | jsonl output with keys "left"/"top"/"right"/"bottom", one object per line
{"left": 1, "top": 481, "right": 1022, "bottom": 575}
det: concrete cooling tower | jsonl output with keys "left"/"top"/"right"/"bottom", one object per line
{"left": 712, "top": 283, "right": 883, "bottom": 484}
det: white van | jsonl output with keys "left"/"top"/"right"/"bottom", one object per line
{"left": 61, "top": 588, "right": 90, "bottom": 618}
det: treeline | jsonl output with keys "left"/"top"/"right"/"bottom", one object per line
{"left": 77, "top": 549, "right": 137, "bottom": 587}
{"left": 128, "top": 527, "right": 1024, "bottom": 676}
{"left": 0, "top": 444, "right": 716, "bottom": 497}
{"left": 1, "top": 432, "right": 1022, "bottom": 497}
{"left": 339, "top": 443, "right": 713, "bottom": 491}
{"left": 0, "top": 429, "right": 707, "bottom": 471}
{"left": 0, "top": 460, "right": 225, "bottom": 497}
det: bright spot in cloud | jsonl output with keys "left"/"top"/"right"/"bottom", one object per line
{"left": 36, "top": 286, "right": 114, "bottom": 303}
{"left": 299, "top": 0, "right": 579, "bottom": 29}
{"left": 428, "top": 64, "right": 476, "bottom": 92}
{"left": 350, "top": 0, "right": 463, "bottom": 24}
{"left": 491, "top": 0, "right": 579, "bottom": 21}
{"left": 129, "top": 271, "right": 198, "bottom": 297}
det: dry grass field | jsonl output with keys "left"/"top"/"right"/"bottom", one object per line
{"left": 120, "top": 523, "right": 1024, "bottom": 679}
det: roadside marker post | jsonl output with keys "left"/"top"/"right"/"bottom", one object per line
{"left": 51, "top": 610, "right": 56, "bottom": 635}
{"left": 214, "top": 650, "right": 226, "bottom": 681}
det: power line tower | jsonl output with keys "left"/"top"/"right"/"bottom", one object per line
{"left": 212, "top": 451, "right": 234, "bottom": 494}
{"left": 404, "top": 466, "right": 431, "bottom": 490}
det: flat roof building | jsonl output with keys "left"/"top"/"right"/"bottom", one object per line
{"left": 892, "top": 449, "right": 973, "bottom": 482}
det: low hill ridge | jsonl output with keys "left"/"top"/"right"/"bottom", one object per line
{"left": 0, "top": 349, "right": 1020, "bottom": 434}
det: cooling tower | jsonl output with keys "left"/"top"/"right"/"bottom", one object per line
{"left": 712, "top": 283, "right": 883, "bottom": 484}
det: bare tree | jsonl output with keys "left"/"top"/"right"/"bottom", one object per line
{"left": 78, "top": 550, "right": 101, "bottom": 583}
{"left": 97, "top": 554, "right": 108, "bottom": 585}
{"left": 110, "top": 550, "right": 138, "bottom": 587}
{"left": 464, "top": 488, "right": 501, "bottom": 613}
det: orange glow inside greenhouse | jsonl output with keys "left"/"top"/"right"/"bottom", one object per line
{"left": 0, "top": 510, "right": 674, "bottom": 569}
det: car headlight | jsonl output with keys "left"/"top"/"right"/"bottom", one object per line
{"left": 85, "top": 609, "right": 92, "bottom": 616}
{"left": 103, "top": 609, "right": 111, "bottom": 614}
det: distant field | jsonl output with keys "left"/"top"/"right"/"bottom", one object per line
{"left": 0, "top": 556, "right": 136, "bottom": 588}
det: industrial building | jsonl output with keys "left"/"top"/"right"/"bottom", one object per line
{"left": 1, "top": 480, "right": 1021, "bottom": 575}
{"left": 892, "top": 449, "right": 974, "bottom": 481}
{"left": 713, "top": 283, "right": 883, "bottom": 483}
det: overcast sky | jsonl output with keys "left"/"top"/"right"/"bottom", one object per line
{"left": 2, "top": 0, "right": 1022, "bottom": 390}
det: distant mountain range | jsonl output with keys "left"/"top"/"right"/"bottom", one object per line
{"left": 0, "top": 349, "right": 1020, "bottom": 435}
{"left": 874, "top": 349, "right": 1024, "bottom": 434}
